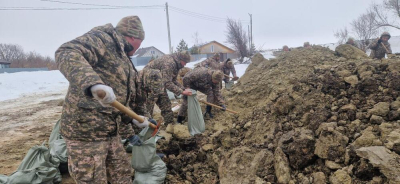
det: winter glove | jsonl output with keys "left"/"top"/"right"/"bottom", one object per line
{"left": 128, "top": 135, "right": 142, "bottom": 146}
{"left": 378, "top": 39, "right": 382, "bottom": 44}
{"left": 91, "top": 84, "right": 116, "bottom": 107}
{"left": 132, "top": 116, "right": 157, "bottom": 128}
{"left": 132, "top": 116, "right": 150, "bottom": 128}
{"left": 221, "top": 105, "right": 227, "bottom": 111}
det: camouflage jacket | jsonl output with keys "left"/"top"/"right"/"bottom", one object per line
{"left": 143, "top": 55, "right": 184, "bottom": 96}
{"left": 220, "top": 63, "right": 237, "bottom": 82}
{"left": 56, "top": 24, "right": 139, "bottom": 141}
{"left": 196, "top": 58, "right": 220, "bottom": 70}
{"left": 369, "top": 39, "right": 392, "bottom": 59}
{"left": 134, "top": 68, "right": 163, "bottom": 118}
{"left": 183, "top": 67, "right": 224, "bottom": 105}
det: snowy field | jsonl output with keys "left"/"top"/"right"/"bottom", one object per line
{"left": 0, "top": 58, "right": 250, "bottom": 102}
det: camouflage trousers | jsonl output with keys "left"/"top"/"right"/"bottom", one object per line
{"left": 146, "top": 90, "right": 174, "bottom": 125}
{"left": 65, "top": 136, "right": 132, "bottom": 184}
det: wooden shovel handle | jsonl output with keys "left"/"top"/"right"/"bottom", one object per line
{"left": 381, "top": 42, "right": 391, "bottom": 54}
{"left": 97, "top": 90, "right": 157, "bottom": 129}
{"left": 199, "top": 100, "right": 239, "bottom": 114}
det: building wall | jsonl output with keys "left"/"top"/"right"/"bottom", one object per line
{"left": 131, "top": 57, "right": 153, "bottom": 66}
{"left": 200, "top": 43, "right": 235, "bottom": 54}
{"left": 0, "top": 64, "right": 10, "bottom": 69}
{"left": 141, "top": 47, "right": 164, "bottom": 58}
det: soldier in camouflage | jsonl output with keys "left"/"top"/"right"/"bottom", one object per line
{"left": 177, "top": 67, "right": 192, "bottom": 85}
{"left": 369, "top": 32, "right": 392, "bottom": 59}
{"left": 282, "top": 45, "right": 290, "bottom": 52}
{"left": 119, "top": 68, "right": 163, "bottom": 139}
{"left": 56, "top": 16, "right": 148, "bottom": 184}
{"left": 303, "top": 42, "right": 311, "bottom": 48}
{"left": 345, "top": 37, "right": 358, "bottom": 48}
{"left": 196, "top": 53, "right": 220, "bottom": 69}
{"left": 143, "top": 51, "right": 192, "bottom": 125}
{"left": 220, "top": 58, "right": 238, "bottom": 83}
{"left": 177, "top": 67, "right": 226, "bottom": 122}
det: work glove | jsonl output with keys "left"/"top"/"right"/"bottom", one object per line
{"left": 132, "top": 116, "right": 157, "bottom": 128}
{"left": 128, "top": 135, "right": 142, "bottom": 146}
{"left": 378, "top": 39, "right": 382, "bottom": 44}
{"left": 221, "top": 105, "right": 227, "bottom": 111}
{"left": 91, "top": 84, "right": 116, "bottom": 107}
{"left": 232, "top": 76, "right": 239, "bottom": 81}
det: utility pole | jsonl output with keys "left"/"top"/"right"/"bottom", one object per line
{"left": 248, "top": 25, "right": 251, "bottom": 52}
{"left": 248, "top": 13, "right": 253, "bottom": 51}
{"left": 166, "top": 2, "right": 172, "bottom": 54}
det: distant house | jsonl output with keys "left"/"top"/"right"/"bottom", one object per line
{"left": 131, "top": 46, "right": 165, "bottom": 66}
{"left": 194, "top": 41, "right": 238, "bottom": 62}
{"left": 0, "top": 60, "right": 11, "bottom": 68}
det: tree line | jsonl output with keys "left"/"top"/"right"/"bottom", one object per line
{"left": 0, "top": 43, "right": 57, "bottom": 70}
{"left": 334, "top": 0, "right": 400, "bottom": 51}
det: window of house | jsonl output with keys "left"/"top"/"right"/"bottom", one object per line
{"left": 211, "top": 45, "right": 214, "bottom": 53}
{"left": 151, "top": 50, "right": 155, "bottom": 54}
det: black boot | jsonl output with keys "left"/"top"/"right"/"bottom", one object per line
{"left": 177, "top": 116, "right": 185, "bottom": 124}
{"left": 204, "top": 105, "right": 214, "bottom": 118}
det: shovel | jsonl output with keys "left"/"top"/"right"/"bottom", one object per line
{"left": 199, "top": 100, "right": 239, "bottom": 114}
{"left": 381, "top": 42, "right": 393, "bottom": 56}
{"left": 97, "top": 90, "right": 161, "bottom": 136}
{"left": 223, "top": 74, "right": 239, "bottom": 81}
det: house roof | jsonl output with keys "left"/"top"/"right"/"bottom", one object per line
{"left": 199, "top": 41, "right": 235, "bottom": 53}
{"left": 0, "top": 59, "right": 11, "bottom": 64}
{"left": 132, "top": 46, "right": 165, "bottom": 57}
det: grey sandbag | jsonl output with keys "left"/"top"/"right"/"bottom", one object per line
{"left": 225, "top": 81, "right": 235, "bottom": 90}
{"left": 131, "top": 127, "right": 167, "bottom": 184}
{"left": 49, "top": 120, "right": 68, "bottom": 163}
{"left": 187, "top": 89, "right": 205, "bottom": 136}
{"left": 0, "top": 144, "right": 61, "bottom": 184}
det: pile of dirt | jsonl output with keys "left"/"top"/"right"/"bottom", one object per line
{"left": 158, "top": 45, "right": 400, "bottom": 183}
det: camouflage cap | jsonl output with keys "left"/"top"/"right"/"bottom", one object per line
{"left": 381, "top": 32, "right": 391, "bottom": 39}
{"left": 213, "top": 53, "right": 220, "bottom": 59}
{"left": 348, "top": 37, "right": 355, "bottom": 42}
{"left": 283, "top": 45, "right": 289, "bottom": 49}
{"left": 175, "top": 51, "right": 191, "bottom": 63}
{"left": 303, "top": 42, "right": 310, "bottom": 47}
{"left": 143, "top": 69, "right": 163, "bottom": 94}
{"left": 212, "top": 70, "right": 224, "bottom": 81}
{"left": 179, "top": 67, "right": 192, "bottom": 77}
{"left": 116, "top": 16, "right": 145, "bottom": 40}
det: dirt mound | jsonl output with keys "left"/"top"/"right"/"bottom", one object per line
{"left": 335, "top": 44, "right": 368, "bottom": 60}
{"left": 159, "top": 46, "right": 400, "bottom": 183}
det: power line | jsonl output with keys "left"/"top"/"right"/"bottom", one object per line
{"left": 40, "top": 0, "right": 164, "bottom": 9}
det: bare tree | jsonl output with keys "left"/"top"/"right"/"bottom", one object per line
{"left": 334, "top": 27, "right": 350, "bottom": 44}
{"left": 350, "top": 12, "right": 380, "bottom": 51}
{"left": 225, "top": 18, "right": 248, "bottom": 61}
{"left": 369, "top": 1, "right": 400, "bottom": 30}
{"left": 0, "top": 43, "right": 25, "bottom": 62}
{"left": 190, "top": 32, "right": 202, "bottom": 54}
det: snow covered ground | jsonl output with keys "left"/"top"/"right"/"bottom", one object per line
{"left": 0, "top": 70, "right": 68, "bottom": 102}
{"left": 0, "top": 57, "right": 250, "bottom": 102}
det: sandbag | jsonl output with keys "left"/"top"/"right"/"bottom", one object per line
{"left": 225, "top": 81, "right": 235, "bottom": 90}
{"left": 131, "top": 127, "right": 166, "bottom": 184}
{"left": 48, "top": 120, "right": 67, "bottom": 163}
{"left": 187, "top": 90, "right": 205, "bottom": 136}
{"left": 0, "top": 144, "right": 61, "bottom": 184}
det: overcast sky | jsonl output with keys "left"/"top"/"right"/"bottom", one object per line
{"left": 1, "top": 0, "right": 399, "bottom": 58}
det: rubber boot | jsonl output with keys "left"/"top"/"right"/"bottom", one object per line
{"left": 204, "top": 105, "right": 214, "bottom": 118}
{"left": 177, "top": 116, "right": 185, "bottom": 124}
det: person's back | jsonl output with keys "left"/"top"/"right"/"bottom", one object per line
{"left": 56, "top": 22, "right": 136, "bottom": 141}
{"left": 55, "top": 15, "right": 146, "bottom": 184}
